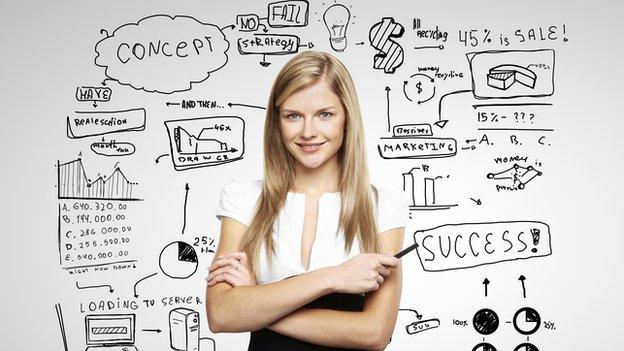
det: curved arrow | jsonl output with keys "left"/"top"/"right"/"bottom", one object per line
{"left": 399, "top": 308, "right": 423, "bottom": 320}
{"left": 403, "top": 81, "right": 412, "bottom": 102}
{"left": 76, "top": 281, "right": 114, "bottom": 293}
{"left": 437, "top": 89, "right": 472, "bottom": 129}
{"left": 409, "top": 73, "right": 434, "bottom": 81}
{"left": 133, "top": 272, "right": 157, "bottom": 298}
{"left": 418, "top": 86, "right": 436, "bottom": 105}
{"left": 155, "top": 154, "right": 169, "bottom": 164}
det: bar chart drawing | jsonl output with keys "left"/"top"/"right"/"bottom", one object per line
{"left": 57, "top": 158, "right": 140, "bottom": 201}
{"left": 402, "top": 167, "right": 457, "bottom": 211}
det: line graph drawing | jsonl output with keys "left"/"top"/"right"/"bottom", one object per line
{"left": 57, "top": 158, "right": 140, "bottom": 201}
{"left": 164, "top": 116, "right": 245, "bottom": 171}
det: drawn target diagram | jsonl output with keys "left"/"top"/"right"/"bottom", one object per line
{"left": 487, "top": 163, "right": 542, "bottom": 190}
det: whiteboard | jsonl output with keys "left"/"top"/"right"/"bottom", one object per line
{"left": 2, "top": 0, "right": 622, "bottom": 349}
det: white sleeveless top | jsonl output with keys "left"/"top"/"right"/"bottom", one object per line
{"left": 215, "top": 179, "right": 410, "bottom": 285}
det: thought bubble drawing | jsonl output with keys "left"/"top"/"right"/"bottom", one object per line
{"left": 95, "top": 14, "right": 230, "bottom": 94}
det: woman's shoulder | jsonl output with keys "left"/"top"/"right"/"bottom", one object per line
{"left": 221, "top": 178, "right": 263, "bottom": 197}
{"left": 370, "top": 183, "right": 410, "bottom": 232}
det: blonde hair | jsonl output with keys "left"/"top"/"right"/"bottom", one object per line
{"left": 240, "top": 51, "right": 382, "bottom": 275}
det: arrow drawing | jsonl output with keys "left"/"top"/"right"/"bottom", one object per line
{"left": 133, "top": 272, "right": 157, "bottom": 298}
{"left": 519, "top": 275, "right": 527, "bottom": 298}
{"left": 76, "top": 281, "right": 114, "bottom": 293}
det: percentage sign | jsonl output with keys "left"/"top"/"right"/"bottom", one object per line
{"left": 490, "top": 112, "right": 499, "bottom": 122}
{"left": 483, "top": 29, "right": 492, "bottom": 43}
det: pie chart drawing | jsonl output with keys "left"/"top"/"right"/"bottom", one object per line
{"left": 512, "top": 307, "right": 541, "bottom": 335}
{"left": 513, "top": 342, "right": 539, "bottom": 351}
{"left": 473, "top": 308, "right": 499, "bottom": 335}
{"left": 159, "top": 241, "right": 198, "bottom": 279}
{"left": 472, "top": 342, "right": 497, "bottom": 351}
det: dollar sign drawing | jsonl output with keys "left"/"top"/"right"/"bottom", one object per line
{"left": 369, "top": 17, "right": 405, "bottom": 74}
{"left": 416, "top": 82, "right": 422, "bottom": 94}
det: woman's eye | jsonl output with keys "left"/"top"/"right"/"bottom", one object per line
{"left": 286, "top": 114, "right": 300, "bottom": 119}
{"left": 320, "top": 112, "right": 333, "bottom": 118}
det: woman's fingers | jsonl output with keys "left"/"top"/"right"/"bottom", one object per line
{"left": 378, "top": 265, "right": 391, "bottom": 278}
{"left": 207, "top": 271, "right": 238, "bottom": 287}
{"left": 209, "top": 256, "right": 241, "bottom": 272}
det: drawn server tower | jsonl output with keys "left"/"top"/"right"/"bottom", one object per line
{"left": 169, "top": 308, "right": 199, "bottom": 351}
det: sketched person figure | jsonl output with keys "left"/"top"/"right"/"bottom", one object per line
{"left": 206, "top": 51, "right": 409, "bottom": 350}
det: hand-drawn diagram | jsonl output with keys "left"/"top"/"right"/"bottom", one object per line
{"left": 170, "top": 308, "right": 200, "bottom": 351}
{"left": 76, "top": 86, "right": 112, "bottom": 107}
{"left": 402, "top": 166, "right": 457, "bottom": 211}
{"left": 323, "top": 4, "right": 351, "bottom": 52}
{"left": 95, "top": 14, "right": 230, "bottom": 94}
{"left": 369, "top": 17, "right": 404, "bottom": 73}
{"left": 67, "top": 108, "right": 146, "bottom": 139}
{"left": 487, "top": 164, "right": 542, "bottom": 191}
{"left": 44, "top": 3, "right": 573, "bottom": 350}
{"left": 164, "top": 116, "right": 245, "bottom": 171}
{"left": 159, "top": 241, "right": 198, "bottom": 279}
{"left": 467, "top": 49, "right": 555, "bottom": 99}
{"left": 403, "top": 73, "right": 436, "bottom": 105}
{"left": 473, "top": 342, "right": 497, "bottom": 351}
{"left": 57, "top": 158, "right": 140, "bottom": 200}
{"left": 170, "top": 307, "right": 217, "bottom": 351}
{"left": 399, "top": 308, "right": 440, "bottom": 335}
{"left": 413, "top": 221, "right": 552, "bottom": 272}
{"left": 236, "top": 1, "right": 312, "bottom": 66}
{"left": 473, "top": 308, "right": 499, "bottom": 335}
{"left": 84, "top": 314, "right": 138, "bottom": 351}
{"left": 512, "top": 307, "right": 541, "bottom": 335}
{"left": 91, "top": 139, "right": 136, "bottom": 157}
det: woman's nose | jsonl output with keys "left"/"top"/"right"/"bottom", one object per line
{"left": 301, "top": 116, "right": 317, "bottom": 138}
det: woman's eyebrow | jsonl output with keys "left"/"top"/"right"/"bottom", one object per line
{"left": 281, "top": 106, "right": 337, "bottom": 114}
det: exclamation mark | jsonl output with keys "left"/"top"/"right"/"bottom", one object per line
{"left": 563, "top": 24, "right": 568, "bottom": 42}
{"left": 530, "top": 228, "right": 540, "bottom": 253}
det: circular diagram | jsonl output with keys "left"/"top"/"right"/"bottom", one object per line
{"left": 159, "top": 241, "right": 198, "bottom": 279}
{"left": 473, "top": 308, "right": 499, "bottom": 335}
{"left": 513, "top": 307, "right": 541, "bottom": 335}
{"left": 472, "top": 342, "right": 497, "bottom": 351}
{"left": 514, "top": 342, "right": 539, "bottom": 351}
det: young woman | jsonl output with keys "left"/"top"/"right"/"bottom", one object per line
{"left": 205, "top": 51, "right": 409, "bottom": 350}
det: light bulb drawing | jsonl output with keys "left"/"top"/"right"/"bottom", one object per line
{"left": 323, "top": 4, "right": 350, "bottom": 52}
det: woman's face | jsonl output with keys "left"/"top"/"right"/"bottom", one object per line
{"left": 279, "top": 79, "right": 346, "bottom": 172}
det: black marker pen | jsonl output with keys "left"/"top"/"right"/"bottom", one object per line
{"left": 394, "top": 242, "right": 418, "bottom": 259}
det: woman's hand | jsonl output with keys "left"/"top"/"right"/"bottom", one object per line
{"left": 328, "top": 253, "right": 399, "bottom": 294}
{"left": 206, "top": 252, "right": 257, "bottom": 287}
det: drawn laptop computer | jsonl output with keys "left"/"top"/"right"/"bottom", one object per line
{"left": 85, "top": 314, "right": 139, "bottom": 351}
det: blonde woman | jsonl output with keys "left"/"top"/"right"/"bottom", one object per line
{"left": 206, "top": 51, "right": 409, "bottom": 350}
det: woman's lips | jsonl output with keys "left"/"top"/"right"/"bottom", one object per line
{"left": 297, "top": 142, "right": 325, "bottom": 153}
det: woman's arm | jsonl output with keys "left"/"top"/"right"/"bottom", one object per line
{"left": 206, "top": 217, "right": 334, "bottom": 333}
{"left": 205, "top": 217, "right": 397, "bottom": 334}
{"left": 266, "top": 227, "right": 405, "bottom": 350}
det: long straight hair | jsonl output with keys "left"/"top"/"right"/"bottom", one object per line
{"left": 239, "top": 51, "right": 382, "bottom": 276}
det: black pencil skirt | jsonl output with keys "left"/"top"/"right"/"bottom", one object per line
{"left": 247, "top": 292, "right": 366, "bottom": 351}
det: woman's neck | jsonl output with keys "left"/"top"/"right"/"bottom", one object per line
{"left": 292, "top": 159, "right": 340, "bottom": 195}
